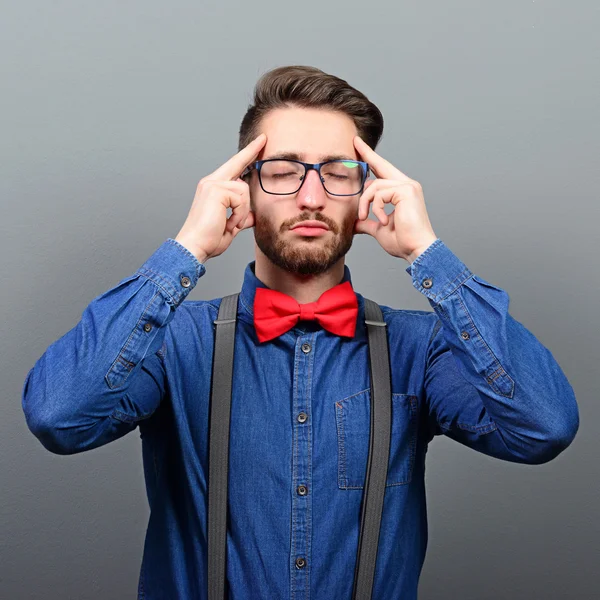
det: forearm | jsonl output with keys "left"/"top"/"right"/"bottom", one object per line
{"left": 22, "top": 238, "right": 205, "bottom": 454}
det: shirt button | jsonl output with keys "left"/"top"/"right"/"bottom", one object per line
{"left": 461, "top": 331, "right": 470, "bottom": 340}
{"left": 297, "top": 412, "right": 308, "bottom": 423}
{"left": 297, "top": 485, "right": 308, "bottom": 496}
{"left": 143, "top": 323, "right": 153, "bottom": 333}
{"left": 295, "top": 557, "right": 307, "bottom": 569}
{"left": 180, "top": 275, "right": 191, "bottom": 288}
{"left": 301, "top": 343, "right": 311, "bottom": 354}
{"left": 422, "top": 278, "right": 433, "bottom": 289}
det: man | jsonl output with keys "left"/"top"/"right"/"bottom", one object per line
{"left": 22, "top": 65, "right": 579, "bottom": 599}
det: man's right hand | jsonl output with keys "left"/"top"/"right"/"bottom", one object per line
{"left": 174, "top": 133, "right": 267, "bottom": 263}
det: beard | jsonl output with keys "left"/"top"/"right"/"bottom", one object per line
{"left": 252, "top": 209, "right": 357, "bottom": 276}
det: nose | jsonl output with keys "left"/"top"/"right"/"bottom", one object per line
{"left": 296, "top": 168, "right": 327, "bottom": 212}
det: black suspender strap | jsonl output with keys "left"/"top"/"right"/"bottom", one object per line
{"left": 208, "top": 294, "right": 392, "bottom": 600}
{"left": 351, "top": 298, "right": 392, "bottom": 600}
{"left": 207, "top": 294, "right": 238, "bottom": 600}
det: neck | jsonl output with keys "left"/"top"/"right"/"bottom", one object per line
{"left": 253, "top": 246, "right": 346, "bottom": 304}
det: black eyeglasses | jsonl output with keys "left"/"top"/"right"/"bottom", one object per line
{"left": 241, "top": 159, "right": 370, "bottom": 196}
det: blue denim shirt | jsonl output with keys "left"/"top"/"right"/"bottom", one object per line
{"left": 22, "top": 237, "right": 579, "bottom": 599}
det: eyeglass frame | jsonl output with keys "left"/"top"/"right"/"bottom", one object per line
{"left": 241, "top": 159, "right": 371, "bottom": 197}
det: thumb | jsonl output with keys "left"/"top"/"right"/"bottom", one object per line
{"left": 354, "top": 217, "right": 378, "bottom": 237}
{"left": 240, "top": 210, "right": 255, "bottom": 230}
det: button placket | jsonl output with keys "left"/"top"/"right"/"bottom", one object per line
{"left": 290, "top": 334, "right": 313, "bottom": 596}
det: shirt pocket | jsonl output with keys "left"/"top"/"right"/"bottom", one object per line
{"left": 334, "top": 390, "right": 418, "bottom": 490}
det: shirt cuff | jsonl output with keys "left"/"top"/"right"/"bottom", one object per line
{"left": 135, "top": 238, "right": 206, "bottom": 308}
{"left": 404, "top": 238, "right": 473, "bottom": 304}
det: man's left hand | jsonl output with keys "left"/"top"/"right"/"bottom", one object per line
{"left": 353, "top": 135, "right": 438, "bottom": 263}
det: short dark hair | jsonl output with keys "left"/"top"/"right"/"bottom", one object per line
{"left": 238, "top": 65, "right": 384, "bottom": 153}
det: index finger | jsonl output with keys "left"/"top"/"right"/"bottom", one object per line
{"left": 353, "top": 135, "right": 411, "bottom": 181}
{"left": 210, "top": 133, "right": 267, "bottom": 181}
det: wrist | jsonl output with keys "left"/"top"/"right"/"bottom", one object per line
{"left": 406, "top": 235, "right": 438, "bottom": 264}
{"left": 174, "top": 235, "right": 209, "bottom": 264}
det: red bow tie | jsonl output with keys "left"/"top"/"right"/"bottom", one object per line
{"left": 253, "top": 281, "right": 358, "bottom": 343}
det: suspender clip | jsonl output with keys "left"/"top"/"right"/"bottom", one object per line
{"left": 364, "top": 319, "right": 386, "bottom": 327}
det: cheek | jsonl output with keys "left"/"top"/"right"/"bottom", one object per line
{"left": 343, "top": 204, "right": 359, "bottom": 223}
{"left": 252, "top": 204, "right": 279, "bottom": 230}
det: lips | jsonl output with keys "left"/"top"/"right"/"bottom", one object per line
{"left": 290, "top": 221, "right": 329, "bottom": 231}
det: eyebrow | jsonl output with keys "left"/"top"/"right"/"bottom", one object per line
{"left": 263, "top": 151, "right": 356, "bottom": 163}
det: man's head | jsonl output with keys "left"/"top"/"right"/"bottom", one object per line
{"left": 238, "top": 66, "right": 384, "bottom": 277}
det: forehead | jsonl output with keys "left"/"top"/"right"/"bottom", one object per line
{"left": 257, "top": 107, "right": 359, "bottom": 162}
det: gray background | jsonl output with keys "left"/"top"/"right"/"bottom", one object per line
{"left": 1, "top": 1, "right": 598, "bottom": 598}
